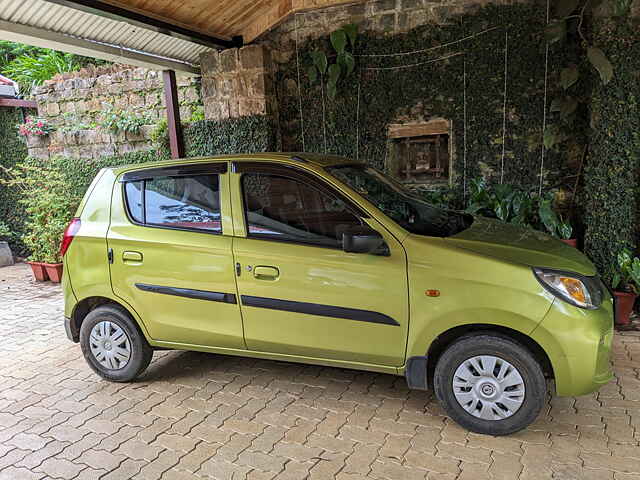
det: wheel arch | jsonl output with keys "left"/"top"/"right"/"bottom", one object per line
{"left": 424, "top": 324, "right": 554, "bottom": 389}
{"left": 70, "top": 295, "right": 151, "bottom": 343}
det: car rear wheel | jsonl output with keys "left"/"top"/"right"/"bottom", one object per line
{"left": 434, "top": 334, "right": 546, "bottom": 435}
{"left": 80, "top": 305, "right": 153, "bottom": 382}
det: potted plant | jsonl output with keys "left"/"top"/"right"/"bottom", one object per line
{"left": 611, "top": 248, "right": 640, "bottom": 326}
{"left": 0, "top": 222, "right": 15, "bottom": 267}
{"left": 0, "top": 161, "right": 77, "bottom": 283}
{"left": 538, "top": 194, "right": 576, "bottom": 247}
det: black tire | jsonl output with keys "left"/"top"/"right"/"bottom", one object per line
{"left": 433, "top": 334, "right": 546, "bottom": 436}
{"left": 79, "top": 304, "right": 153, "bottom": 382}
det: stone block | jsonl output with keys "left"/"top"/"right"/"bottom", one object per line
{"left": 27, "top": 146, "right": 50, "bottom": 159}
{"left": 220, "top": 48, "right": 239, "bottom": 73}
{"left": 200, "top": 50, "right": 220, "bottom": 76}
{"left": 139, "top": 124, "right": 155, "bottom": 139}
{"left": 183, "top": 86, "right": 200, "bottom": 104}
{"left": 179, "top": 105, "right": 192, "bottom": 120}
{"left": 129, "top": 93, "right": 145, "bottom": 108}
{"left": 204, "top": 100, "right": 230, "bottom": 121}
{"left": 46, "top": 102, "right": 60, "bottom": 116}
{"left": 201, "top": 78, "right": 218, "bottom": 98}
{"left": 145, "top": 92, "right": 159, "bottom": 107}
{"left": 239, "top": 98, "right": 267, "bottom": 117}
{"left": 133, "top": 68, "right": 146, "bottom": 80}
{"left": 240, "top": 44, "right": 266, "bottom": 70}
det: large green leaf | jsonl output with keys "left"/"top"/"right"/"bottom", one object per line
{"left": 327, "top": 82, "right": 338, "bottom": 100}
{"left": 343, "top": 23, "right": 358, "bottom": 48}
{"left": 310, "top": 50, "right": 327, "bottom": 74}
{"left": 307, "top": 66, "right": 318, "bottom": 83}
{"left": 538, "top": 199, "right": 560, "bottom": 235}
{"left": 338, "top": 51, "right": 356, "bottom": 76}
{"left": 545, "top": 20, "right": 566, "bottom": 44}
{"left": 560, "top": 96, "right": 579, "bottom": 118}
{"left": 560, "top": 66, "right": 579, "bottom": 90}
{"left": 543, "top": 125, "right": 558, "bottom": 149}
{"left": 328, "top": 63, "right": 341, "bottom": 84}
{"left": 612, "top": 0, "right": 633, "bottom": 16}
{"left": 555, "top": 0, "right": 580, "bottom": 18}
{"left": 330, "top": 30, "right": 347, "bottom": 53}
{"left": 587, "top": 47, "right": 614, "bottom": 85}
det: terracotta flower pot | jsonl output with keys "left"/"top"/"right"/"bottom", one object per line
{"left": 613, "top": 291, "right": 637, "bottom": 326}
{"left": 26, "top": 261, "right": 49, "bottom": 282}
{"left": 561, "top": 238, "right": 577, "bottom": 248}
{"left": 44, "top": 263, "right": 64, "bottom": 283}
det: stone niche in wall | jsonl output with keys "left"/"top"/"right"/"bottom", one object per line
{"left": 386, "top": 118, "right": 452, "bottom": 187}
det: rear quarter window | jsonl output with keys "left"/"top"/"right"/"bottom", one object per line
{"left": 124, "top": 174, "right": 222, "bottom": 233}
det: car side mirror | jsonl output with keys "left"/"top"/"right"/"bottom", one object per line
{"left": 342, "top": 225, "right": 389, "bottom": 256}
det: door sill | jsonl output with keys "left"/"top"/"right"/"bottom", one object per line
{"left": 149, "top": 340, "right": 401, "bottom": 375}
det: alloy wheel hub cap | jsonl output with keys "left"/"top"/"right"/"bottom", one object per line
{"left": 452, "top": 355, "right": 526, "bottom": 421}
{"left": 89, "top": 321, "right": 131, "bottom": 370}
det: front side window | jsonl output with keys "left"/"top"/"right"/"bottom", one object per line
{"left": 124, "top": 174, "right": 221, "bottom": 233}
{"left": 327, "top": 165, "right": 472, "bottom": 237}
{"left": 242, "top": 172, "right": 361, "bottom": 248}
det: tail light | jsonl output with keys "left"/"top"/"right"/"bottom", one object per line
{"left": 60, "top": 218, "right": 81, "bottom": 257}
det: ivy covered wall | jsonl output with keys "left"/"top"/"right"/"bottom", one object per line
{"left": 583, "top": 15, "right": 640, "bottom": 281}
{"left": 273, "top": 3, "right": 570, "bottom": 195}
{"left": 0, "top": 108, "right": 30, "bottom": 255}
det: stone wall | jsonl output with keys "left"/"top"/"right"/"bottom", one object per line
{"left": 28, "top": 65, "right": 202, "bottom": 160}
{"left": 199, "top": 45, "right": 277, "bottom": 122}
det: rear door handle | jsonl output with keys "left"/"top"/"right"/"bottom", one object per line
{"left": 253, "top": 266, "right": 279, "bottom": 280}
{"left": 122, "top": 251, "right": 143, "bottom": 263}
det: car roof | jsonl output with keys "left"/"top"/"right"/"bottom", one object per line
{"left": 109, "top": 152, "right": 360, "bottom": 176}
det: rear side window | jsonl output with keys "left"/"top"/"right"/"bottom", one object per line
{"left": 124, "top": 174, "right": 221, "bottom": 233}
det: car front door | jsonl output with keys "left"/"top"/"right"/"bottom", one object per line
{"left": 108, "top": 162, "right": 245, "bottom": 349}
{"left": 230, "top": 162, "right": 409, "bottom": 367}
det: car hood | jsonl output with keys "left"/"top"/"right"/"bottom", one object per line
{"left": 446, "top": 217, "right": 597, "bottom": 276}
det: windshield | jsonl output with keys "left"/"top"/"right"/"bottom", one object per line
{"left": 327, "top": 165, "right": 473, "bottom": 237}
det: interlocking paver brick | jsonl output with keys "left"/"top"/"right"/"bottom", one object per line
{"left": 79, "top": 448, "right": 127, "bottom": 471}
{"left": 1, "top": 262, "right": 639, "bottom": 480}
{"left": 0, "top": 466, "right": 44, "bottom": 480}
{"left": 34, "top": 457, "right": 85, "bottom": 479}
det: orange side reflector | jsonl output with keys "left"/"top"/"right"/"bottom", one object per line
{"left": 425, "top": 290, "right": 440, "bottom": 297}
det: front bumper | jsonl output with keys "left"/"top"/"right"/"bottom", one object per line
{"left": 531, "top": 295, "right": 614, "bottom": 397}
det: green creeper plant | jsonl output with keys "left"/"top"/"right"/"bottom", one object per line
{"left": 0, "top": 162, "right": 79, "bottom": 264}
{"left": 612, "top": 248, "right": 640, "bottom": 294}
{"left": 99, "top": 103, "right": 152, "bottom": 134}
{"left": 543, "top": 0, "right": 632, "bottom": 151}
{"left": 308, "top": 24, "right": 358, "bottom": 99}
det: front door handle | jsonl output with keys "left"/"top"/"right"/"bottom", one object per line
{"left": 122, "top": 251, "right": 143, "bottom": 263}
{"left": 253, "top": 266, "right": 279, "bottom": 280}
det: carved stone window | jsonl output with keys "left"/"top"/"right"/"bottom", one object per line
{"left": 387, "top": 119, "right": 452, "bottom": 185}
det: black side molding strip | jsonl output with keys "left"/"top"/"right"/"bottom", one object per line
{"left": 240, "top": 295, "right": 399, "bottom": 326}
{"left": 135, "top": 283, "right": 237, "bottom": 304}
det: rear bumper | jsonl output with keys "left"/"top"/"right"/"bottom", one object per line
{"left": 531, "top": 296, "right": 614, "bottom": 397}
{"left": 64, "top": 316, "right": 79, "bottom": 343}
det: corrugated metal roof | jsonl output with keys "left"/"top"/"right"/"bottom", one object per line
{"left": 0, "top": 0, "right": 215, "bottom": 72}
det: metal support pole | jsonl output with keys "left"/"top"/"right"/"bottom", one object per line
{"left": 162, "top": 70, "right": 184, "bottom": 159}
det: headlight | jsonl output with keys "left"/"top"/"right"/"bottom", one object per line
{"left": 533, "top": 268, "right": 603, "bottom": 309}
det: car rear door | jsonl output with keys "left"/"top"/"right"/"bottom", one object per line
{"left": 107, "top": 162, "right": 245, "bottom": 349}
{"left": 229, "top": 161, "right": 409, "bottom": 367}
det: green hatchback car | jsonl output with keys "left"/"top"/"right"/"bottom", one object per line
{"left": 62, "top": 153, "right": 614, "bottom": 435}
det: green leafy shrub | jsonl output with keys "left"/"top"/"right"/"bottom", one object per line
{"left": 0, "top": 162, "right": 78, "bottom": 263}
{"left": 612, "top": 248, "right": 640, "bottom": 294}
{"left": 465, "top": 178, "right": 573, "bottom": 238}
{"left": 0, "top": 222, "right": 13, "bottom": 242}
{"left": 3, "top": 50, "right": 80, "bottom": 90}
{"left": 99, "top": 103, "right": 152, "bottom": 134}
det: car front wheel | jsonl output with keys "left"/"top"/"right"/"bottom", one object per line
{"left": 434, "top": 334, "right": 546, "bottom": 435}
{"left": 80, "top": 304, "right": 153, "bottom": 382}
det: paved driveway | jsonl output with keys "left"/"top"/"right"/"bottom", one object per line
{"left": 0, "top": 263, "right": 639, "bottom": 480}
